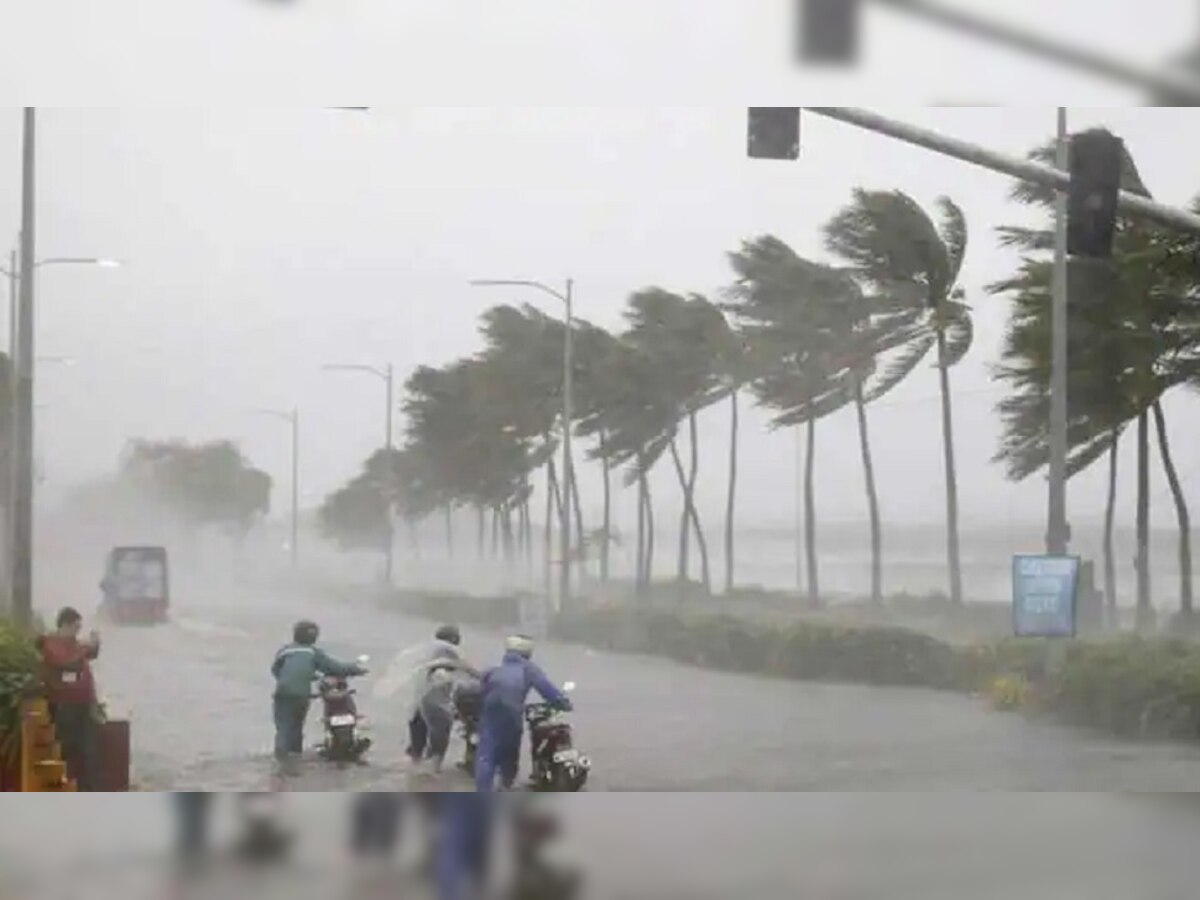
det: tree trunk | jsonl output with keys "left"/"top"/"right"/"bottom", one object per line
{"left": 491, "top": 507, "right": 501, "bottom": 558}
{"left": 546, "top": 459, "right": 561, "bottom": 599}
{"left": 687, "top": 411, "right": 712, "bottom": 595}
{"left": 854, "top": 383, "right": 882, "bottom": 605}
{"left": 636, "top": 450, "right": 647, "bottom": 596}
{"left": 600, "top": 431, "right": 612, "bottom": 583}
{"left": 643, "top": 473, "right": 656, "bottom": 589}
{"left": 408, "top": 519, "right": 421, "bottom": 560}
{"left": 804, "top": 415, "right": 820, "bottom": 608}
{"left": 567, "top": 451, "right": 586, "bottom": 578}
{"left": 1136, "top": 409, "right": 1153, "bottom": 629}
{"left": 1153, "top": 401, "right": 1193, "bottom": 620}
{"left": 670, "top": 436, "right": 690, "bottom": 585}
{"left": 476, "top": 506, "right": 485, "bottom": 559}
{"left": 724, "top": 390, "right": 739, "bottom": 595}
{"left": 1103, "top": 430, "right": 1119, "bottom": 628}
{"left": 935, "top": 327, "right": 964, "bottom": 606}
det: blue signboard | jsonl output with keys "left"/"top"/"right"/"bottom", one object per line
{"left": 1012, "top": 555, "right": 1080, "bottom": 638}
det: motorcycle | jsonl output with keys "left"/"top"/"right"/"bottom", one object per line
{"left": 316, "top": 655, "right": 372, "bottom": 765}
{"left": 525, "top": 682, "right": 590, "bottom": 792}
{"left": 452, "top": 678, "right": 483, "bottom": 775}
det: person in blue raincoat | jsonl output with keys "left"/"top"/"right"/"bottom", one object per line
{"left": 475, "top": 635, "right": 572, "bottom": 792}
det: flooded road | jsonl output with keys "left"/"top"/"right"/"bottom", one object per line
{"left": 85, "top": 585, "right": 1200, "bottom": 791}
{"left": 6, "top": 585, "right": 1200, "bottom": 896}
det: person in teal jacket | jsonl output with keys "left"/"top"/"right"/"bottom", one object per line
{"left": 271, "top": 620, "right": 366, "bottom": 761}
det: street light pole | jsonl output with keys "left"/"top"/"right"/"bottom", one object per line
{"left": 469, "top": 278, "right": 577, "bottom": 611}
{"left": 322, "top": 362, "right": 396, "bottom": 584}
{"left": 1048, "top": 108, "right": 1071, "bottom": 557}
{"left": 257, "top": 409, "right": 300, "bottom": 569}
{"left": 0, "top": 240, "right": 118, "bottom": 617}
{"left": 12, "top": 108, "right": 36, "bottom": 629}
{"left": 561, "top": 280, "right": 575, "bottom": 610}
{"left": 291, "top": 409, "right": 299, "bottom": 571}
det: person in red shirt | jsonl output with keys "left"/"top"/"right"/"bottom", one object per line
{"left": 37, "top": 607, "right": 101, "bottom": 790}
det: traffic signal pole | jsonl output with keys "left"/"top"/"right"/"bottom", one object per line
{"left": 803, "top": 108, "right": 1200, "bottom": 237}
{"left": 787, "top": 107, "right": 1200, "bottom": 563}
{"left": 1048, "top": 108, "right": 1070, "bottom": 556}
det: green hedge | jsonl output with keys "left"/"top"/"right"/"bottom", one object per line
{"left": 0, "top": 618, "right": 39, "bottom": 771}
{"left": 380, "top": 590, "right": 1200, "bottom": 745}
{"left": 551, "top": 608, "right": 965, "bottom": 689}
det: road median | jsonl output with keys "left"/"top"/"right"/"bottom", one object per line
{"left": 369, "top": 588, "right": 1200, "bottom": 745}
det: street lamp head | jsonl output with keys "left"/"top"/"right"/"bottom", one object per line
{"left": 94, "top": 259, "right": 121, "bottom": 269}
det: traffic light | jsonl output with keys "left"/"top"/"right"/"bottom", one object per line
{"left": 747, "top": 108, "right": 801, "bottom": 161}
{"left": 798, "top": 0, "right": 861, "bottom": 64}
{"left": 1068, "top": 129, "right": 1124, "bottom": 259}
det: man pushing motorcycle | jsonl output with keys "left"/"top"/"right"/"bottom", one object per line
{"left": 271, "top": 620, "right": 367, "bottom": 763}
{"left": 474, "top": 634, "right": 573, "bottom": 792}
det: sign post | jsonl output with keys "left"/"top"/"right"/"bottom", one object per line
{"left": 1012, "top": 555, "right": 1081, "bottom": 639}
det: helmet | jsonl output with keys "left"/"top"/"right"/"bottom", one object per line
{"left": 435, "top": 624, "right": 462, "bottom": 646}
{"left": 505, "top": 634, "right": 535, "bottom": 658}
{"left": 293, "top": 620, "right": 320, "bottom": 646}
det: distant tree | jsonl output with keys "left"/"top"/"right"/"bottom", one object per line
{"left": 119, "top": 439, "right": 271, "bottom": 536}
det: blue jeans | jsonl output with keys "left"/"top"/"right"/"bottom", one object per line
{"left": 273, "top": 695, "right": 310, "bottom": 759}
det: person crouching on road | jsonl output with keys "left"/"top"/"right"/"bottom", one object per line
{"left": 475, "top": 635, "right": 572, "bottom": 792}
{"left": 271, "top": 620, "right": 367, "bottom": 762}
{"left": 408, "top": 625, "right": 479, "bottom": 774}
{"left": 38, "top": 607, "right": 101, "bottom": 791}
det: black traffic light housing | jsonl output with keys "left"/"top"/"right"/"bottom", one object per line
{"left": 748, "top": 108, "right": 801, "bottom": 161}
{"left": 1068, "top": 129, "right": 1125, "bottom": 260}
{"left": 798, "top": 0, "right": 861, "bottom": 64}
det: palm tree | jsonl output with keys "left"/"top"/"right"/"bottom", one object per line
{"left": 993, "top": 141, "right": 1200, "bottom": 626}
{"left": 621, "top": 288, "right": 727, "bottom": 596}
{"left": 824, "top": 190, "right": 975, "bottom": 606}
{"left": 725, "top": 237, "right": 864, "bottom": 607}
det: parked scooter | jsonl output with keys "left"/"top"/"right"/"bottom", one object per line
{"left": 316, "top": 654, "right": 372, "bottom": 765}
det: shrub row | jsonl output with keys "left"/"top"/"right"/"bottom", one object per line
{"left": 380, "top": 590, "right": 1200, "bottom": 744}
{"left": 0, "top": 617, "right": 39, "bottom": 777}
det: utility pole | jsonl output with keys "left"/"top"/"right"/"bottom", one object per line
{"left": 323, "top": 362, "right": 396, "bottom": 584}
{"left": 5, "top": 244, "right": 17, "bottom": 616}
{"left": 469, "top": 278, "right": 578, "bottom": 612}
{"left": 1048, "top": 108, "right": 1071, "bottom": 556}
{"left": 12, "top": 109, "right": 35, "bottom": 629}
{"left": 291, "top": 409, "right": 299, "bottom": 571}
{"left": 257, "top": 408, "right": 300, "bottom": 570}
{"left": 561, "top": 279, "right": 575, "bottom": 612}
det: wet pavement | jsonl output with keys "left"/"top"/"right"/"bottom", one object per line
{"left": 80, "top": 584, "right": 1200, "bottom": 791}
{"left": 7, "top": 583, "right": 1200, "bottom": 896}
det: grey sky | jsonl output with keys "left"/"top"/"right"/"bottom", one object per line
{"left": 0, "top": 3, "right": 1197, "bottom": 539}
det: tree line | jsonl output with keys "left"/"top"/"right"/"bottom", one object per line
{"left": 296, "top": 137, "right": 1200, "bottom": 624}
{"left": 320, "top": 186, "right": 981, "bottom": 610}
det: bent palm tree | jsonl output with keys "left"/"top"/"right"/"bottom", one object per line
{"left": 825, "top": 190, "right": 975, "bottom": 606}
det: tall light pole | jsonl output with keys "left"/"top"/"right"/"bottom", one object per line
{"left": 257, "top": 408, "right": 301, "bottom": 570}
{"left": 470, "top": 278, "right": 575, "bottom": 610}
{"left": 1, "top": 238, "right": 119, "bottom": 620}
{"left": 1048, "top": 108, "right": 1071, "bottom": 557}
{"left": 323, "top": 362, "right": 395, "bottom": 584}
{"left": 12, "top": 108, "right": 36, "bottom": 628}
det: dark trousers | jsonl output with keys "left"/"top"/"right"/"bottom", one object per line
{"left": 423, "top": 702, "right": 454, "bottom": 763}
{"left": 50, "top": 702, "right": 96, "bottom": 791}
{"left": 273, "top": 695, "right": 310, "bottom": 759}
{"left": 408, "top": 712, "right": 428, "bottom": 760}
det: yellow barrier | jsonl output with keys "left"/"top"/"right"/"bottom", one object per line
{"left": 19, "top": 698, "right": 76, "bottom": 792}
